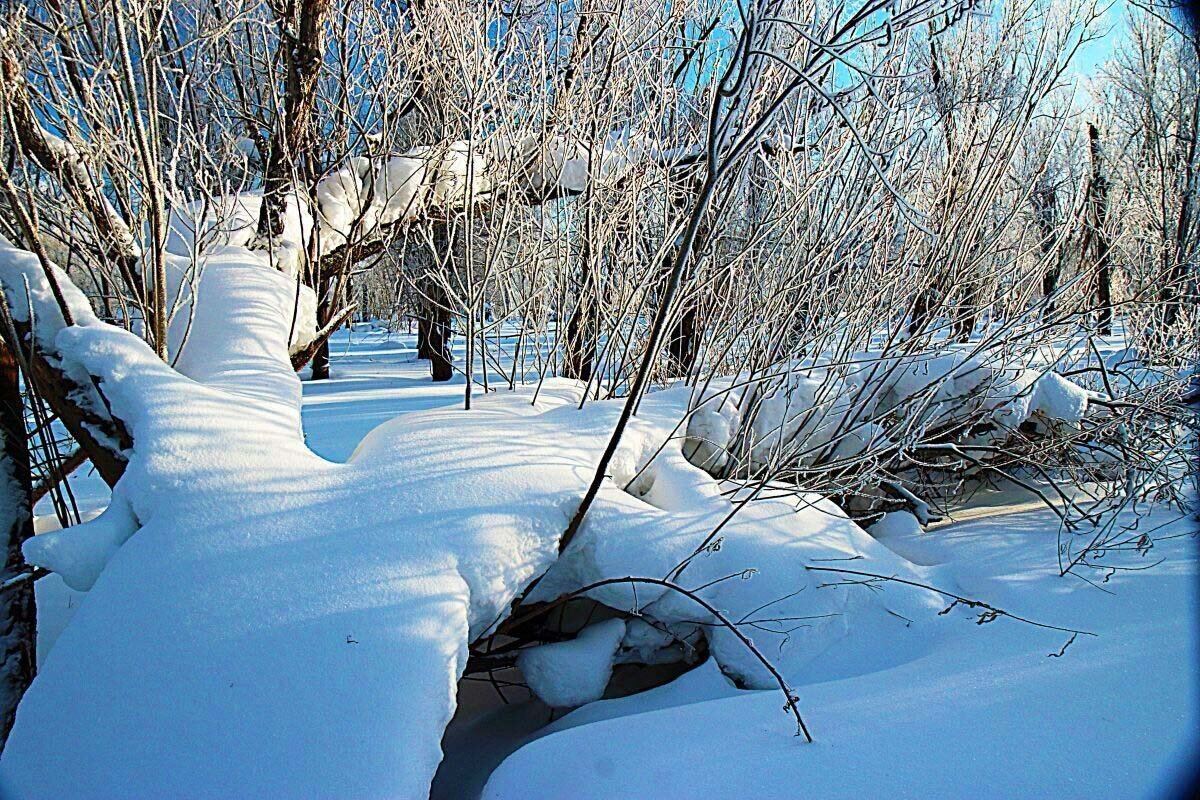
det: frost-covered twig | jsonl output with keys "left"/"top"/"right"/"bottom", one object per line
{"left": 805, "top": 565, "right": 1097, "bottom": 638}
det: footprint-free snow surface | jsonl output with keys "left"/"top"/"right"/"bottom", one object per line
{"left": 1, "top": 247, "right": 1196, "bottom": 799}
{"left": 483, "top": 504, "right": 1199, "bottom": 799}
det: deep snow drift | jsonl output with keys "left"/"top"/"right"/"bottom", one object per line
{"left": 482, "top": 503, "right": 1199, "bottom": 799}
{"left": 0, "top": 243, "right": 942, "bottom": 798}
{"left": 0, "top": 241, "right": 1194, "bottom": 798}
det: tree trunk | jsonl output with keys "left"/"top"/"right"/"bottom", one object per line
{"left": 413, "top": 223, "right": 455, "bottom": 382}
{"left": 562, "top": 310, "right": 594, "bottom": 382}
{"left": 562, "top": 231, "right": 596, "bottom": 382}
{"left": 562, "top": 302, "right": 594, "bottom": 383}
{"left": 417, "top": 311, "right": 434, "bottom": 361}
{"left": 310, "top": 337, "right": 330, "bottom": 381}
{"left": 428, "top": 292, "right": 453, "bottom": 382}
{"left": 0, "top": 340, "right": 35, "bottom": 752}
{"left": 664, "top": 200, "right": 713, "bottom": 377}
{"left": 666, "top": 302, "right": 700, "bottom": 376}
{"left": 952, "top": 285, "right": 980, "bottom": 343}
{"left": 255, "top": 0, "right": 332, "bottom": 246}
{"left": 1086, "top": 124, "right": 1114, "bottom": 336}
{"left": 908, "top": 281, "right": 939, "bottom": 338}
{"left": 1032, "top": 183, "right": 1061, "bottom": 315}
{"left": 1162, "top": 183, "right": 1196, "bottom": 332}
{"left": 1161, "top": 67, "right": 1199, "bottom": 333}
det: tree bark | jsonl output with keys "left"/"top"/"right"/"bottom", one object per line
{"left": 416, "top": 312, "right": 434, "bottom": 360}
{"left": 428, "top": 302, "right": 453, "bottom": 383}
{"left": 1032, "top": 182, "right": 1061, "bottom": 314}
{"left": 664, "top": 181, "right": 714, "bottom": 376}
{"left": 309, "top": 337, "right": 330, "bottom": 381}
{"left": 952, "top": 283, "right": 980, "bottom": 343}
{"left": 425, "top": 265, "right": 454, "bottom": 383}
{"left": 0, "top": 269, "right": 129, "bottom": 490}
{"left": 1086, "top": 123, "right": 1113, "bottom": 336}
{"left": 255, "top": 0, "right": 332, "bottom": 246}
{"left": 561, "top": 232, "right": 597, "bottom": 383}
{"left": 666, "top": 302, "right": 700, "bottom": 376}
{"left": 0, "top": 340, "right": 35, "bottom": 752}
{"left": 420, "top": 219, "right": 456, "bottom": 381}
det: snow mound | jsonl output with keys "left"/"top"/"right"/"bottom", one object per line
{"left": 682, "top": 346, "right": 1097, "bottom": 477}
{"left": 518, "top": 619, "right": 627, "bottom": 708}
{"left": 0, "top": 235, "right": 909, "bottom": 797}
{"left": 0, "top": 236, "right": 1104, "bottom": 798}
{"left": 482, "top": 508, "right": 1199, "bottom": 800}
{"left": 0, "top": 267, "right": 932, "bottom": 798}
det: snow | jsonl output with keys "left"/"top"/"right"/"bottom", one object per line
{"left": 23, "top": 498, "right": 136, "bottom": 592}
{"left": 527, "top": 460, "right": 942, "bottom": 690}
{"left": 1031, "top": 370, "right": 1092, "bottom": 424}
{"left": 261, "top": 133, "right": 636, "bottom": 263}
{"left": 867, "top": 510, "right": 947, "bottom": 566}
{"left": 308, "top": 142, "right": 491, "bottom": 257}
{"left": 0, "top": 235, "right": 108, "bottom": 348}
{"left": 859, "top": 345, "right": 1096, "bottom": 438}
{"left": 1, "top": 233, "right": 1191, "bottom": 799}
{"left": 512, "top": 135, "right": 590, "bottom": 195}
{"left": 1, "top": 247, "right": 481, "bottom": 796}
{"left": 0, "top": 235, "right": 126, "bottom": 454}
{"left": 0, "top": 240, "right": 903, "bottom": 796}
{"left": 483, "top": 506, "right": 1199, "bottom": 800}
{"left": 7, "top": 313, "right": 1194, "bottom": 799}
{"left": 518, "top": 618, "right": 627, "bottom": 708}
{"left": 678, "top": 344, "right": 1099, "bottom": 480}
{"left": 166, "top": 193, "right": 316, "bottom": 277}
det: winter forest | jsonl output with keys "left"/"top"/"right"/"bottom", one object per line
{"left": 0, "top": 0, "right": 1196, "bottom": 796}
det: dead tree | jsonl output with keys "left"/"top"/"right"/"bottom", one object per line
{"left": 1032, "top": 177, "right": 1063, "bottom": 311}
{"left": 1083, "top": 123, "right": 1114, "bottom": 335}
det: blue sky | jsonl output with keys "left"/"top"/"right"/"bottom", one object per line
{"left": 1072, "top": 0, "right": 1132, "bottom": 78}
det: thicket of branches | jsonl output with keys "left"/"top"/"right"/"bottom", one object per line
{"left": 0, "top": 0, "right": 1195, "bottom": 752}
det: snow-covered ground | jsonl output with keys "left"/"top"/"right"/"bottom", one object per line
{"left": 32, "top": 325, "right": 475, "bottom": 663}
{"left": 21, "top": 326, "right": 1200, "bottom": 799}
{"left": 482, "top": 503, "right": 1199, "bottom": 799}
